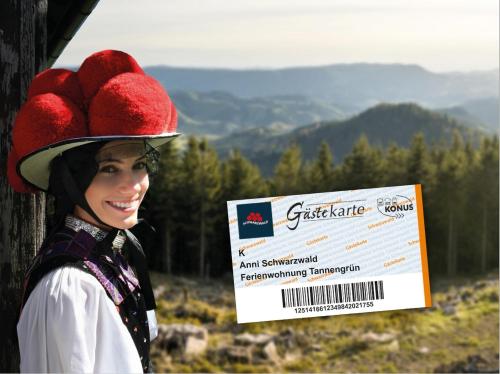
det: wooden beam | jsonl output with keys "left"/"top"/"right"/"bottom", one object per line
{"left": 0, "top": 0, "right": 47, "bottom": 370}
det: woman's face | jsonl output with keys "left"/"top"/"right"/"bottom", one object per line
{"left": 74, "top": 140, "right": 150, "bottom": 230}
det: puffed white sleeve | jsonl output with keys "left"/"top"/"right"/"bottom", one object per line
{"left": 17, "top": 266, "right": 143, "bottom": 373}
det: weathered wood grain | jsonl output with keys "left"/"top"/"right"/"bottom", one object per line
{"left": 0, "top": 0, "right": 47, "bottom": 371}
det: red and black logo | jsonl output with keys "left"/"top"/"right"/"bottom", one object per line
{"left": 243, "top": 212, "right": 268, "bottom": 225}
{"left": 237, "top": 202, "right": 274, "bottom": 239}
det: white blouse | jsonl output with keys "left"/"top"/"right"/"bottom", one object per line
{"left": 17, "top": 266, "right": 158, "bottom": 373}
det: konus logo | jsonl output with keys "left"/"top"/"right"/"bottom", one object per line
{"left": 237, "top": 202, "right": 274, "bottom": 239}
{"left": 377, "top": 195, "right": 414, "bottom": 219}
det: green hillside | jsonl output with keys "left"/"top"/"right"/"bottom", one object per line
{"left": 438, "top": 97, "right": 499, "bottom": 135}
{"left": 459, "top": 97, "right": 499, "bottom": 133}
{"left": 213, "top": 102, "right": 486, "bottom": 176}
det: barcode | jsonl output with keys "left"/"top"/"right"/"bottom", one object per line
{"left": 281, "top": 280, "right": 384, "bottom": 308}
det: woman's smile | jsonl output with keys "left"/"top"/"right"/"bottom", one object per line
{"left": 106, "top": 199, "right": 140, "bottom": 213}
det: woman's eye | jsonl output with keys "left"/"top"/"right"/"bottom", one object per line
{"left": 99, "top": 165, "right": 117, "bottom": 174}
{"left": 134, "top": 162, "right": 147, "bottom": 170}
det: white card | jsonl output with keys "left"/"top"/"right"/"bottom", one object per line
{"left": 227, "top": 184, "right": 431, "bottom": 323}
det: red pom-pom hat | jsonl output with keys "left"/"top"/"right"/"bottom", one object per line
{"left": 78, "top": 49, "right": 144, "bottom": 105}
{"left": 7, "top": 49, "right": 180, "bottom": 193}
{"left": 27, "top": 69, "right": 84, "bottom": 108}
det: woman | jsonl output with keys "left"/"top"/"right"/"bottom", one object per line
{"left": 7, "top": 50, "right": 180, "bottom": 373}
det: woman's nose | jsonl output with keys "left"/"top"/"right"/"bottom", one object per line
{"left": 117, "top": 170, "right": 144, "bottom": 193}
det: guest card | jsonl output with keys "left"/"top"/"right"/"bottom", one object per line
{"left": 227, "top": 184, "right": 431, "bottom": 323}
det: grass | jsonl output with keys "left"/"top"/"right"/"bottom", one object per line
{"left": 150, "top": 271, "right": 499, "bottom": 373}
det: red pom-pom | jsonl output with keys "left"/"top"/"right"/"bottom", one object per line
{"left": 78, "top": 50, "right": 144, "bottom": 104}
{"left": 6, "top": 148, "right": 38, "bottom": 193}
{"left": 12, "top": 93, "right": 88, "bottom": 158}
{"left": 27, "top": 69, "right": 84, "bottom": 108}
{"left": 167, "top": 101, "right": 178, "bottom": 133}
{"left": 89, "top": 73, "right": 175, "bottom": 136}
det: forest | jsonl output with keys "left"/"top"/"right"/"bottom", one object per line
{"left": 138, "top": 130, "right": 499, "bottom": 281}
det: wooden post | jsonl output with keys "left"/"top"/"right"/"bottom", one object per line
{"left": 0, "top": 0, "right": 47, "bottom": 371}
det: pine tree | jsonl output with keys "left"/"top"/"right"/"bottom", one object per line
{"left": 272, "top": 143, "right": 304, "bottom": 195}
{"left": 406, "top": 132, "right": 435, "bottom": 191}
{"left": 464, "top": 140, "right": 478, "bottom": 166}
{"left": 473, "top": 136, "right": 499, "bottom": 272}
{"left": 213, "top": 149, "right": 269, "bottom": 276}
{"left": 340, "top": 134, "right": 385, "bottom": 189}
{"left": 432, "top": 131, "right": 468, "bottom": 276}
{"left": 175, "top": 137, "right": 202, "bottom": 274}
{"left": 197, "top": 139, "right": 222, "bottom": 278}
{"left": 305, "top": 141, "right": 335, "bottom": 192}
{"left": 221, "top": 149, "right": 268, "bottom": 200}
{"left": 177, "top": 137, "right": 222, "bottom": 277}
{"left": 383, "top": 142, "right": 409, "bottom": 186}
{"left": 460, "top": 139, "right": 482, "bottom": 273}
{"left": 147, "top": 142, "right": 181, "bottom": 273}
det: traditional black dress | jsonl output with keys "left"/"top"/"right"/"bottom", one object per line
{"left": 17, "top": 214, "right": 157, "bottom": 373}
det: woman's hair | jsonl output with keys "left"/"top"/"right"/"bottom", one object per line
{"left": 47, "top": 142, "right": 106, "bottom": 230}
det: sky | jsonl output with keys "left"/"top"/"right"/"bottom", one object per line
{"left": 56, "top": 0, "right": 499, "bottom": 73}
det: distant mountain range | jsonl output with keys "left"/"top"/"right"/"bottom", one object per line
{"left": 170, "top": 89, "right": 498, "bottom": 139}
{"left": 142, "top": 63, "right": 497, "bottom": 175}
{"left": 170, "top": 91, "right": 346, "bottom": 137}
{"left": 438, "top": 97, "right": 499, "bottom": 134}
{"left": 212, "top": 103, "right": 489, "bottom": 176}
{"left": 143, "top": 63, "right": 498, "bottom": 142}
{"left": 146, "top": 63, "right": 498, "bottom": 111}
